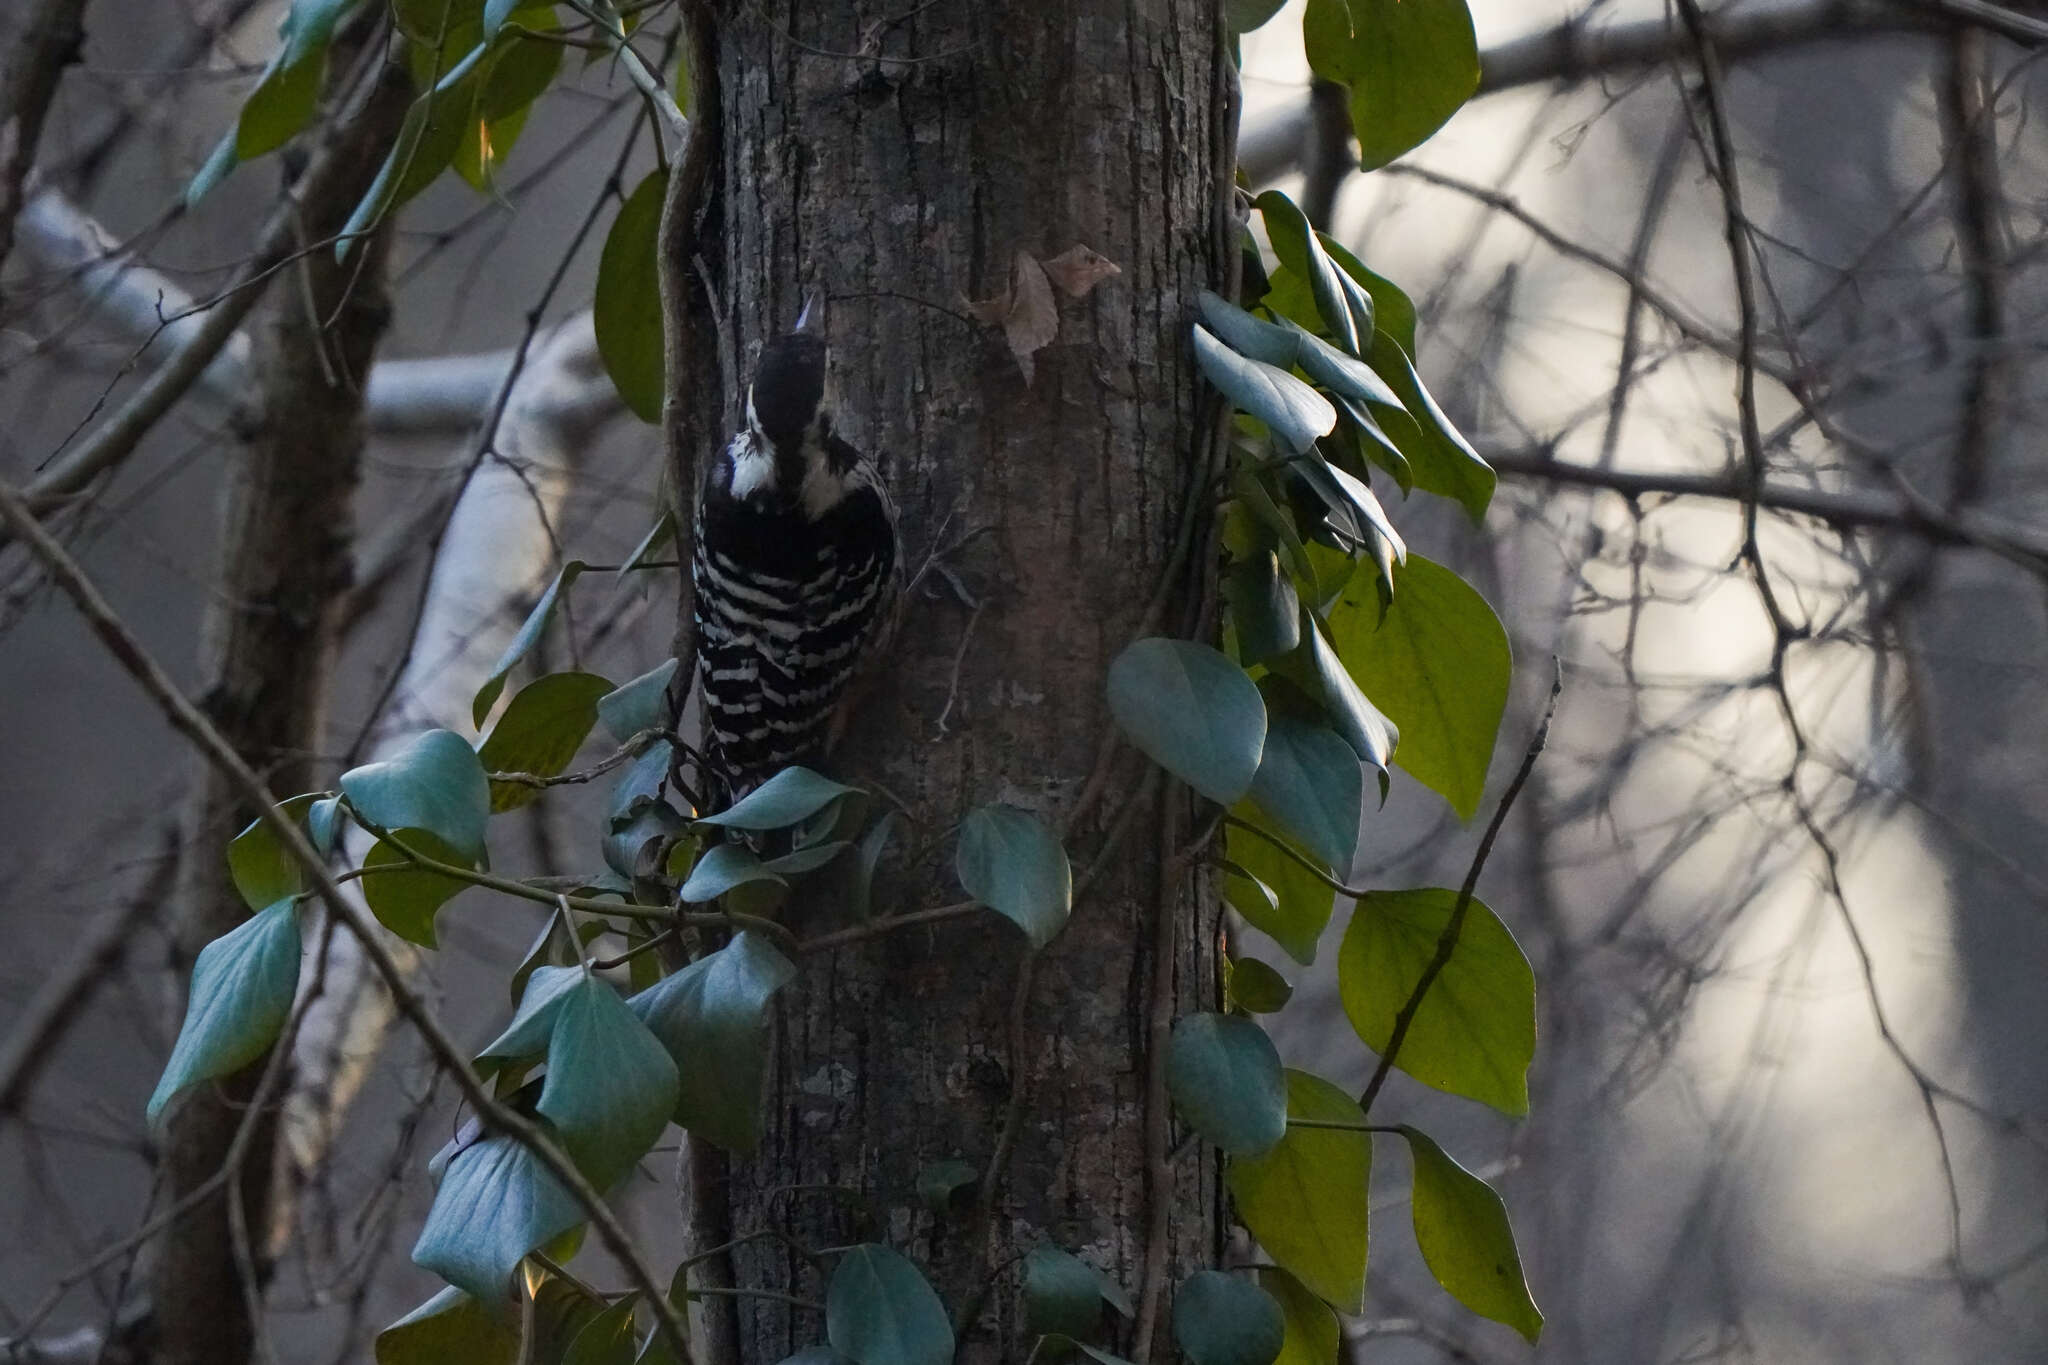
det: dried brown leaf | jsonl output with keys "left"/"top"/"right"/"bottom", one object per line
{"left": 1003, "top": 249, "right": 1059, "bottom": 385}
{"left": 965, "top": 245, "right": 1118, "bottom": 384}
{"left": 1040, "top": 244, "right": 1121, "bottom": 298}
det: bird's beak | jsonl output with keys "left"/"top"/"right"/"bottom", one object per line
{"left": 794, "top": 291, "right": 824, "bottom": 335}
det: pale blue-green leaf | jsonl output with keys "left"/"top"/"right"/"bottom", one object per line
{"left": 679, "top": 843, "right": 784, "bottom": 903}
{"left": 1023, "top": 1243, "right": 1104, "bottom": 1338}
{"left": 602, "top": 803, "right": 686, "bottom": 881}
{"left": 477, "top": 964, "right": 583, "bottom": 1067}
{"left": 608, "top": 740, "right": 676, "bottom": 833}
{"left": 1255, "top": 191, "right": 1357, "bottom": 354}
{"left": 826, "top": 1245, "right": 953, "bottom": 1365}
{"left": 1249, "top": 712, "right": 1363, "bottom": 874}
{"left": 536, "top": 977, "right": 677, "bottom": 1190}
{"left": 627, "top": 931, "right": 796, "bottom": 1151}
{"left": 1166, "top": 1012, "right": 1287, "bottom": 1157}
{"left": 847, "top": 808, "right": 900, "bottom": 921}
{"left": 146, "top": 898, "right": 301, "bottom": 1123}
{"left": 954, "top": 804, "right": 1071, "bottom": 949}
{"left": 698, "top": 766, "right": 862, "bottom": 831}
{"left": 764, "top": 840, "right": 849, "bottom": 878}
{"left": 1332, "top": 393, "right": 1413, "bottom": 493}
{"left": 1287, "top": 322, "right": 1404, "bottom": 410}
{"left": 597, "top": 657, "right": 679, "bottom": 744}
{"left": 1291, "top": 453, "right": 1405, "bottom": 565}
{"left": 185, "top": 130, "right": 240, "bottom": 208}
{"left": 307, "top": 794, "right": 343, "bottom": 856}
{"left": 412, "top": 1133, "right": 582, "bottom": 1303}
{"left": 1197, "top": 290, "right": 1299, "bottom": 368}
{"left": 1225, "top": 551, "right": 1301, "bottom": 667}
{"left": 1194, "top": 326, "right": 1335, "bottom": 455}
{"left": 1397, "top": 1126, "right": 1543, "bottom": 1343}
{"left": 1320, "top": 235, "right": 1415, "bottom": 355}
{"left": 1300, "top": 610, "right": 1396, "bottom": 779}
{"left": 1107, "top": 637, "right": 1268, "bottom": 805}
{"left": 341, "top": 728, "right": 490, "bottom": 861}
{"left": 1173, "top": 1271, "right": 1285, "bottom": 1365}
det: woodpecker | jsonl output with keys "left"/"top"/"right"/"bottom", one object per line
{"left": 692, "top": 296, "right": 899, "bottom": 805}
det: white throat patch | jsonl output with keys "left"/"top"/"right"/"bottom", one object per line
{"left": 730, "top": 392, "right": 777, "bottom": 500}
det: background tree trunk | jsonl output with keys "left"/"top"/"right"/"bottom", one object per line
{"left": 688, "top": 3, "right": 1232, "bottom": 1357}
{"left": 149, "top": 61, "right": 412, "bottom": 1365}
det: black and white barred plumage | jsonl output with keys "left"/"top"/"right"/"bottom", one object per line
{"left": 692, "top": 307, "right": 898, "bottom": 804}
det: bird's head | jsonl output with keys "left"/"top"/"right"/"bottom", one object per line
{"left": 746, "top": 293, "right": 833, "bottom": 456}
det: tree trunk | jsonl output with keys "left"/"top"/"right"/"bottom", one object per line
{"left": 685, "top": 3, "right": 1232, "bottom": 1357}
{"left": 150, "top": 62, "right": 412, "bottom": 1365}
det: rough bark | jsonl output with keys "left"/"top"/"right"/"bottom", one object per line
{"left": 149, "top": 59, "right": 413, "bottom": 1365}
{"left": 690, "top": 3, "right": 1230, "bottom": 1358}
{"left": 0, "top": 0, "right": 86, "bottom": 305}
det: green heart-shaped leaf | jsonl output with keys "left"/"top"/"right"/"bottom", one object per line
{"left": 479, "top": 671, "right": 614, "bottom": 812}
{"left": 595, "top": 168, "right": 668, "bottom": 423}
{"left": 225, "top": 793, "right": 322, "bottom": 911}
{"left": 1397, "top": 1125, "right": 1543, "bottom": 1343}
{"left": 1304, "top": 0, "right": 1479, "bottom": 171}
{"left": 1338, "top": 889, "right": 1534, "bottom": 1114}
{"left": 1227, "top": 1071, "right": 1371, "bottom": 1312}
{"left": 374, "top": 1286, "right": 520, "bottom": 1365}
{"left": 1324, "top": 555, "right": 1509, "bottom": 820}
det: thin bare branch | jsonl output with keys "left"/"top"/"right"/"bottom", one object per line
{"left": 0, "top": 473, "right": 697, "bottom": 1365}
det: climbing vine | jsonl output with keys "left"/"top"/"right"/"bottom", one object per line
{"left": 141, "top": 0, "right": 1544, "bottom": 1361}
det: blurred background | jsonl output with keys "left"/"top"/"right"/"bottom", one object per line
{"left": 4, "top": 0, "right": 2047, "bottom": 1360}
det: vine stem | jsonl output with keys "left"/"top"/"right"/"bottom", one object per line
{"left": 0, "top": 474, "right": 698, "bottom": 1365}
{"left": 1217, "top": 814, "right": 1372, "bottom": 898}
{"left": 1358, "top": 660, "right": 1562, "bottom": 1119}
